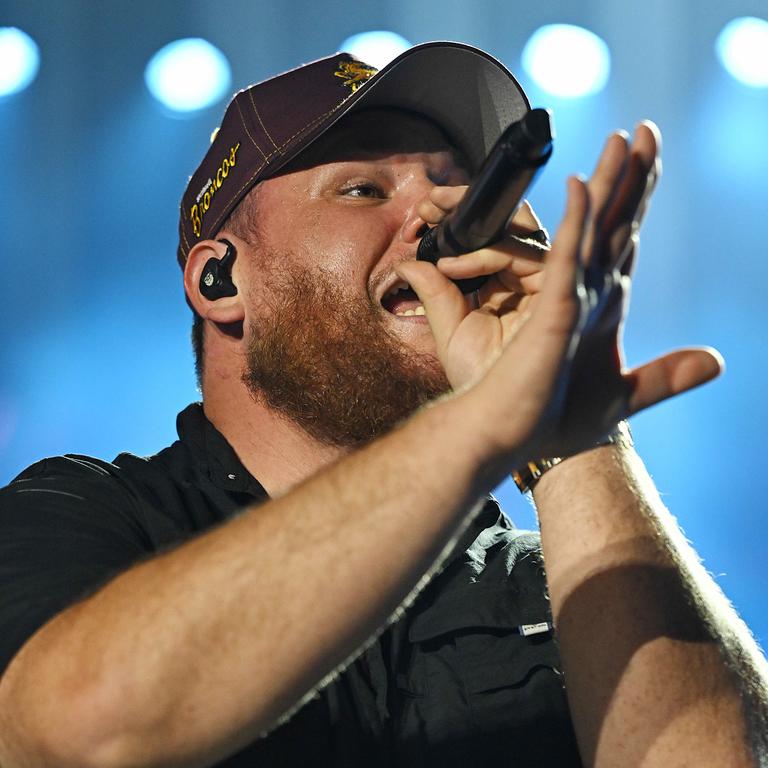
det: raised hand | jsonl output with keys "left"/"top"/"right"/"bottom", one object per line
{"left": 397, "top": 122, "right": 722, "bottom": 462}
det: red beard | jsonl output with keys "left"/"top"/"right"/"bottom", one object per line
{"left": 242, "top": 265, "right": 450, "bottom": 448}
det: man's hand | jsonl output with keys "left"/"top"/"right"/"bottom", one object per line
{"left": 397, "top": 122, "right": 723, "bottom": 462}
{"left": 400, "top": 125, "right": 765, "bottom": 766}
{"left": 408, "top": 187, "right": 548, "bottom": 389}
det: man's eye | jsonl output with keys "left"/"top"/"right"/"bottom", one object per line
{"left": 341, "top": 183, "right": 384, "bottom": 199}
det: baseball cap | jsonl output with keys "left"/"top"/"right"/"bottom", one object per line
{"left": 177, "top": 41, "right": 530, "bottom": 265}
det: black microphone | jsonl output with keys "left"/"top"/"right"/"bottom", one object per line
{"left": 417, "top": 108, "right": 554, "bottom": 293}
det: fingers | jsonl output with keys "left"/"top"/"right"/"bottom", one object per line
{"left": 437, "top": 249, "right": 524, "bottom": 278}
{"left": 394, "top": 260, "right": 469, "bottom": 355}
{"left": 526, "top": 176, "right": 589, "bottom": 335}
{"left": 437, "top": 244, "right": 543, "bottom": 279}
{"left": 633, "top": 120, "right": 663, "bottom": 191}
{"left": 612, "top": 123, "right": 661, "bottom": 256}
{"left": 586, "top": 121, "right": 662, "bottom": 275}
{"left": 625, "top": 347, "right": 724, "bottom": 415}
{"left": 622, "top": 121, "right": 662, "bottom": 242}
{"left": 432, "top": 193, "right": 546, "bottom": 274}
{"left": 419, "top": 189, "right": 548, "bottom": 247}
{"left": 418, "top": 185, "right": 468, "bottom": 224}
{"left": 420, "top": 193, "right": 547, "bottom": 298}
{"left": 583, "top": 131, "right": 630, "bottom": 266}
{"left": 472, "top": 177, "right": 590, "bottom": 437}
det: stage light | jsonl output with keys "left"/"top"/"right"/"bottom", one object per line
{"left": 0, "top": 27, "right": 40, "bottom": 98}
{"left": 145, "top": 38, "right": 231, "bottom": 113}
{"left": 339, "top": 31, "right": 412, "bottom": 69}
{"left": 522, "top": 24, "right": 610, "bottom": 98}
{"left": 716, "top": 17, "right": 768, "bottom": 88}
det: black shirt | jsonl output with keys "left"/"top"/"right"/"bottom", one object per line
{"left": 0, "top": 403, "right": 583, "bottom": 766}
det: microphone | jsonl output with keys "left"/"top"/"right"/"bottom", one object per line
{"left": 416, "top": 108, "right": 554, "bottom": 293}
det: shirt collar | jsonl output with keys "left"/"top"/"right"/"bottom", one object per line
{"left": 176, "top": 403, "right": 509, "bottom": 544}
{"left": 453, "top": 496, "right": 511, "bottom": 556}
{"left": 176, "top": 403, "right": 269, "bottom": 499}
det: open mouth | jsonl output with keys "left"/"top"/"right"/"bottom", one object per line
{"left": 381, "top": 281, "right": 426, "bottom": 317}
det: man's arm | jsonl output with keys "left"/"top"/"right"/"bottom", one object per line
{"left": 398, "top": 120, "right": 768, "bottom": 767}
{"left": 0, "top": 393, "right": 502, "bottom": 768}
{"left": 534, "top": 442, "right": 768, "bottom": 767}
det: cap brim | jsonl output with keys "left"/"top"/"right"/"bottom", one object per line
{"left": 270, "top": 41, "right": 530, "bottom": 178}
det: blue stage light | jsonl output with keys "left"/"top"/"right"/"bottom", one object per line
{"left": 522, "top": 24, "right": 610, "bottom": 98}
{"left": 0, "top": 27, "right": 40, "bottom": 98}
{"left": 339, "top": 31, "right": 412, "bottom": 69}
{"left": 145, "top": 38, "right": 231, "bottom": 113}
{"left": 716, "top": 17, "right": 768, "bottom": 88}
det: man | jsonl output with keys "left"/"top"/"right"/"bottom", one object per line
{"left": 0, "top": 42, "right": 765, "bottom": 768}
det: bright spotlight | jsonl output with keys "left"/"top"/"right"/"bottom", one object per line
{"left": 0, "top": 27, "right": 40, "bottom": 98}
{"left": 145, "top": 38, "right": 231, "bottom": 113}
{"left": 716, "top": 17, "right": 768, "bottom": 88}
{"left": 339, "top": 31, "right": 412, "bottom": 69}
{"left": 522, "top": 24, "right": 610, "bottom": 98}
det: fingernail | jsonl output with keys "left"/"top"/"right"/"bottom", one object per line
{"left": 637, "top": 119, "right": 663, "bottom": 149}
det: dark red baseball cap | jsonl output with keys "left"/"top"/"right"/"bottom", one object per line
{"left": 177, "top": 41, "right": 530, "bottom": 265}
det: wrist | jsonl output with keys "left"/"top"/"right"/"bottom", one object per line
{"left": 512, "top": 421, "right": 633, "bottom": 494}
{"left": 438, "top": 387, "right": 533, "bottom": 492}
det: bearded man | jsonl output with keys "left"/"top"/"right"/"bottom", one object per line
{"left": 0, "top": 42, "right": 765, "bottom": 768}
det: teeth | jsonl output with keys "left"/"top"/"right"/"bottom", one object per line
{"left": 386, "top": 280, "right": 411, "bottom": 297}
{"left": 395, "top": 304, "right": 426, "bottom": 317}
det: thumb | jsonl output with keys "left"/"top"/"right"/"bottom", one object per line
{"left": 626, "top": 347, "right": 724, "bottom": 415}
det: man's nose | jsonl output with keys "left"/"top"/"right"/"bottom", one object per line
{"left": 399, "top": 202, "right": 431, "bottom": 245}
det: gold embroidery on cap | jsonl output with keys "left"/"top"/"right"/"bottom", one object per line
{"left": 334, "top": 60, "right": 377, "bottom": 92}
{"left": 189, "top": 141, "right": 241, "bottom": 238}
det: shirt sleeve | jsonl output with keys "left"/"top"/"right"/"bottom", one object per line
{"left": 0, "top": 456, "right": 154, "bottom": 675}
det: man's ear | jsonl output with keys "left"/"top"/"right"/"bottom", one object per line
{"left": 184, "top": 238, "right": 245, "bottom": 325}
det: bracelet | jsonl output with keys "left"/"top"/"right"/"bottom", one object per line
{"left": 512, "top": 421, "right": 633, "bottom": 494}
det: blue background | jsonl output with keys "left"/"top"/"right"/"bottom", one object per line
{"left": 1, "top": 0, "right": 766, "bottom": 646}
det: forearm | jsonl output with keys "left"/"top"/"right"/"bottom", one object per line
{"left": 0, "top": 394, "right": 497, "bottom": 768}
{"left": 534, "top": 443, "right": 768, "bottom": 767}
